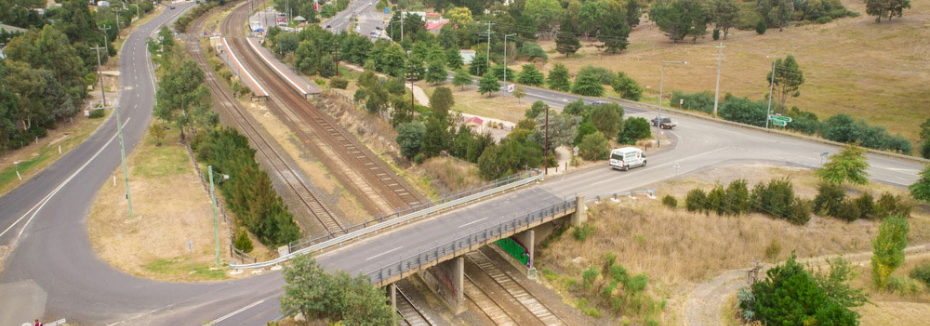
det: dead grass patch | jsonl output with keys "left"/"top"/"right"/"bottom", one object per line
{"left": 419, "top": 82, "right": 532, "bottom": 123}
{"left": 87, "top": 125, "right": 236, "bottom": 281}
{"left": 420, "top": 156, "right": 483, "bottom": 195}
{"left": 528, "top": 0, "right": 930, "bottom": 143}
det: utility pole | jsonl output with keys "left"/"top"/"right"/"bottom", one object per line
{"left": 400, "top": 11, "right": 404, "bottom": 41}
{"left": 333, "top": 41, "right": 339, "bottom": 77}
{"left": 99, "top": 25, "right": 112, "bottom": 68}
{"left": 113, "top": 7, "right": 121, "bottom": 40}
{"left": 97, "top": 44, "right": 134, "bottom": 219}
{"left": 544, "top": 108, "right": 549, "bottom": 175}
{"left": 483, "top": 19, "right": 493, "bottom": 76}
{"left": 713, "top": 42, "right": 724, "bottom": 117}
{"left": 285, "top": 0, "right": 291, "bottom": 25}
{"left": 209, "top": 166, "right": 221, "bottom": 266}
{"left": 409, "top": 64, "right": 415, "bottom": 110}
{"left": 765, "top": 56, "right": 776, "bottom": 129}
{"left": 502, "top": 33, "right": 515, "bottom": 93}
{"left": 657, "top": 61, "right": 686, "bottom": 148}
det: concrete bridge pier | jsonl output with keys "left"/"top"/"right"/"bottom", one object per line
{"left": 571, "top": 195, "right": 586, "bottom": 226}
{"left": 420, "top": 256, "right": 466, "bottom": 314}
{"left": 388, "top": 283, "right": 396, "bottom": 311}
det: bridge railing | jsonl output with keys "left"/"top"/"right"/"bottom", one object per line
{"left": 588, "top": 189, "right": 657, "bottom": 203}
{"left": 230, "top": 169, "right": 543, "bottom": 269}
{"left": 366, "top": 198, "right": 577, "bottom": 286}
{"left": 287, "top": 169, "right": 543, "bottom": 253}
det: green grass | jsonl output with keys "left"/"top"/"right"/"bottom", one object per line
{"left": 131, "top": 129, "right": 189, "bottom": 178}
{"left": 142, "top": 257, "right": 227, "bottom": 281}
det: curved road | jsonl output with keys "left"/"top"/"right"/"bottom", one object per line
{"left": 0, "top": 1, "right": 925, "bottom": 326}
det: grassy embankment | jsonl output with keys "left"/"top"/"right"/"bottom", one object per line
{"left": 536, "top": 164, "right": 930, "bottom": 324}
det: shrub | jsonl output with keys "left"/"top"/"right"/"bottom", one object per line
{"left": 874, "top": 192, "right": 912, "bottom": 218}
{"left": 582, "top": 266, "right": 599, "bottom": 291}
{"left": 609, "top": 264, "right": 629, "bottom": 284}
{"left": 661, "top": 195, "right": 677, "bottom": 208}
{"left": 414, "top": 153, "right": 424, "bottom": 164}
{"left": 578, "top": 131, "right": 610, "bottom": 161}
{"left": 814, "top": 182, "right": 846, "bottom": 216}
{"left": 330, "top": 77, "right": 348, "bottom": 89}
{"left": 755, "top": 20, "right": 767, "bottom": 34}
{"left": 712, "top": 29, "right": 720, "bottom": 40}
{"left": 872, "top": 215, "right": 909, "bottom": 290}
{"left": 573, "top": 224, "right": 596, "bottom": 241}
{"left": 707, "top": 185, "right": 727, "bottom": 215}
{"left": 619, "top": 117, "right": 651, "bottom": 144}
{"left": 577, "top": 65, "right": 616, "bottom": 85}
{"left": 726, "top": 179, "right": 751, "bottom": 215}
{"left": 887, "top": 276, "right": 924, "bottom": 295}
{"left": 855, "top": 192, "right": 875, "bottom": 220}
{"left": 396, "top": 122, "right": 426, "bottom": 158}
{"left": 737, "top": 287, "right": 756, "bottom": 322}
{"left": 625, "top": 274, "right": 649, "bottom": 293}
{"left": 89, "top": 109, "right": 105, "bottom": 119}
{"left": 670, "top": 91, "right": 715, "bottom": 114}
{"left": 910, "top": 261, "right": 930, "bottom": 287}
{"left": 751, "top": 178, "right": 811, "bottom": 225}
{"left": 751, "top": 254, "right": 859, "bottom": 325}
{"left": 685, "top": 189, "right": 707, "bottom": 213}
{"left": 835, "top": 200, "right": 861, "bottom": 222}
{"left": 764, "top": 239, "right": 782, "bottom": 261}
{"left": 234, "top": 229, "right": 254, "bottom": 253}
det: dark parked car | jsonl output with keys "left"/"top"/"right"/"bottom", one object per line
{"left": 651, "top": 117, "right": 677, "bottom": 129}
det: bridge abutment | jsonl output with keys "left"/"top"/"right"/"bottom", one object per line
{"left": 571, "top": 195, "right": 587, "bottom": 226}
{"left": 419, "top": 256, "right": 466, "bottom": 314}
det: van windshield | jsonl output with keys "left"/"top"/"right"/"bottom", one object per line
{"left": 611, "top": 153, "right": 624, "bottom": 160}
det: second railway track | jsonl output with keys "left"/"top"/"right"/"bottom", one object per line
{"left": 186, "top": 2, "right": 346, "bottom": 236}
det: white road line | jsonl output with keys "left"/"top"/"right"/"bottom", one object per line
{"left": 204, "top": 294, "right": 276, "bottom": 326}
{"left": 458, "top": 217, "right": 488, "bottom": 228}
{"left": 0, "top": 118, "right": 132, "bottom": 241}
{"left": 366, "top": 246, "right": 403, "bottom": 261}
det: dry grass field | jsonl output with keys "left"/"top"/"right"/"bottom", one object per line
{"left": 530, "top": 0, "right": 930, "bottom": 143}
{"left": 87, "top": 125, "right": 239, "bottom": 281}
{"left": 535, "top": 164, "right": 930, "bottom": 324}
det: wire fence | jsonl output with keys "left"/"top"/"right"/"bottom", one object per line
{"left": 366, "top": 197, "right": 578, "bottom": 286}
{"left": 288, "top": 169, "right": 542, "bottom": 252}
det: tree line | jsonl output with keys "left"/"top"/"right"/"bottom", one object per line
{"left": 150, "top": 25, "right": 300, "bottom": 246}
{"left": 0, "top": 0, "right": 155, "bottom": 153}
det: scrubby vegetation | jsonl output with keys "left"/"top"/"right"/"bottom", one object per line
{"left": 683, "top": 178, "right": 811, "bottom": 224}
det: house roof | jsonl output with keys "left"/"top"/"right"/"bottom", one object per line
{"left": 464, "top": 116, "right": 484, "bottom": 125}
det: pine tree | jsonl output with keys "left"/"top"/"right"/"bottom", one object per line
{"left": 478, "top": 74, "right": 500, "bottom": 97}
{"left": 547, "top": 63, "right": 571, "bottom": 92}
{"left": 452, "top": 69, "right": 473, "bottom": 90}
{"left": 555, "top": 16, "right": 581, "bottom": 57}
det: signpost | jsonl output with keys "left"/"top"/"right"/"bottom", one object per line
{"left": 821, "top": 151, "right": 829, "bottom": 166}
{"left": 769, "top": 115, "right": 791, "bottom": 127}
{"left": 187, "top": 240, "right": 194, "bottom": 272}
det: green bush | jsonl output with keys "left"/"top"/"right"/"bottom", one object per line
{"left": 330, "top": 77, "right": 349, "bottom": 89}
{"left": 582, "top": 266, "right": 599, "bottom": 291}
{"left": 835, "top": 200, "right": 861, "bottom": 222}
{"left": 670, "top": 91, "right": 715, "bottom": 114}
{"left": 573, "top": 224, "right": 596, "bottom": 241}
{"left": 751, "top": 178, "right": 811, "bottom": 225}
{"left": 910, "top": 261, "right": 930, "bottom": 288}
{"left": 578, "top": 131, "right": 610, "bottom": 161}
{"left": 814, "top": 182, "right": 846, "bottom": 216}
{"left": 618, "top": 117, "right": 651, "bottom": 144}
{"left": 751, "top": 254, "right": 860, "bottom": 325}
{"left": 661, "top": 195, "right": 677, "bottom": 209}
{"left": 887, "top": 276, "right": 925, "bottom": 295}
{"left": 626, "top": 274, "right": 649, "bottom": 293}
{"left": 414, "top": 153, "right": 424, "bottom": 164}
{"left": 234, "top": 229, "right": 254, "bottom": 253}
{"left": 875, "top": 192, "right": 912, "bottom": 219}
{"left": 755, "top": 20, "right": 767, "bottom": 34}
{"left": 685, "top": 188, "right": 707, "bottom": 213}
{"left": 726, "top": 179, "right": 752, "bottom": 215}
{"left": 855, "top": 192, "right": 875, "bottom": 220}
{"left": 707, "top": 185, "right": 727, "bottom": 215}
{"left": 609, "top": 264, "right": 629, "bottom": 284}
{"left": 88, "top": 109, "right": 105, "bottom": 119}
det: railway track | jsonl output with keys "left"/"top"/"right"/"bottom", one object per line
{"left": 465, "top": 249, "right": 566, "bottom": 326}
{"left": 395, "top": 284, "right": 436, "bottom": 326}
{"left": 464, "top": 274, "right": 519, "bottom": 326}
{"left": 185, "top": 3, "right": 346, "bottom": 236}
{"left": 222, "top": 3, "right": 427, "bottom": 215}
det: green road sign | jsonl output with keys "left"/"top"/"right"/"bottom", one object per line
{"left": 769, "top": 115, "right": 792, "bottom": 123}
{"left": 773, "top": 119, "right": 787, "bottom": 127}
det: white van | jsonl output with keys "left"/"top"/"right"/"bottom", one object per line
{"left": 609, "top": 147, "right": 647, "bottom": 171}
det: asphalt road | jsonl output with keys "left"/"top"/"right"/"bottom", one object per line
{"left": 324, "top": 0, "right": 385, "bottom": 37}
{"left": 0, "top": 1, "right": 925, "bottom": 326}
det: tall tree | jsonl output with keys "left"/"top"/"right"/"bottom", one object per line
{"left": 469, "top": 52, "right": 489, "bottom": 76}
{"left": 817, "top": 144, "right": 869, "bottom": 185}
{"left": 517, "top": 64, "right": 545, "bottom": 86}
{"left": 445, "top": 47, "right": 464, "bottom": 70}
{"left": 555, "top": 15, "right": 582, "bottom": 57}
{"left": 396, "top": 121, "right": 426, "bottom": 158}
{"left": 612, "top": 71, "right": 644, "bottom": 101}
{"left": 155, "top": 59, "right": 211, "bottom": 141}
{"left": 513, "top": 85, "right": 526, "bottom": 103}
{"left": 281, "top": 255, "right": 395, "bottom": 324}
{"left": 571, "top": 68, "right": 605, "bottom": 96}
{"left": 910, "top": 164, "right": 930, "bottom": 204}
{"left": 426, "top": 60, "right": 448, "bottom": 84}
{"left": 478, "top": 74, "right": 500, "bottom": 97}
{"left": 626, "top": 0, "right": 642, "bottom": 28}
{"left": 597, "top": 1, "right": 632, "bottom": 53}
{"left": 712, "top": 0, "right": 740, "bottom": 39}
{"left": 446, "top": 6, "right": 474, "bottom": 26}
{"left": 871, "top": 215, "right": 909, "bottom": 289}
{"left": 429, "top": 87, "right": 455, "bottom": 116}
{"left": 422, "top": 116, "right": 451, "bottom": 157}
{"left": 547, "top": 63, "right": 571, "bottom": 92}
{"left": 650, "top": 0, "right": 711, "bottom": 43}
{"left": 865, "top": 0, "right": 911, "bottom": 22}
{"left": 578, "top": 1, "right": 601, "bottom": 39}
{"left": 766, "top": 55, "right": 804, "bottom": 106}
{"left": 524, "top": 0, "right": 562, "bottom": 37}
{"left": 452, "top": 69, "right": 473, "bottom": 90}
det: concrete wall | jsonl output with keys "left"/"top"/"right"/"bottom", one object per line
{"left": 419, "top": 256, "right": 465, "bottom": 314}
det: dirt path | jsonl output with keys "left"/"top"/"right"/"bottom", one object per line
{"left": 683, "top": 243, "right": 930, "bottom": 325}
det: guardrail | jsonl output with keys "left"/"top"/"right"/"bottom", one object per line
{"left": 287, "top": 169, "right": 542, "bottom": 253}
{"left": 588, "top": 189, "right": 657, "bottom": 203}
{"left": 607, "top": 96, "right": 929, "bottom": 164}
{"left": 230, "top": 169, "right": 544, "bottom": 269}
{"left": 365, "top": 198, "right": 578, "bottom": 286}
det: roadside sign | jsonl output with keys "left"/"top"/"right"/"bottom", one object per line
{"left": 821, "top": 152, "right": 829, "bottom": 157}
{"left": 769, "top": 115, "right": 792, "bottom": 122}
{"left": 773, "top": 120, "right": 787, "bottom": 127}
{"left": 384, "top": 7, "right": 389, "bottom": 14}
{"left": 507, "top": 84, "right": 514, "bottom": 92}
{"left": 573, "top": 146, "right": 579, "bottom": 156}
